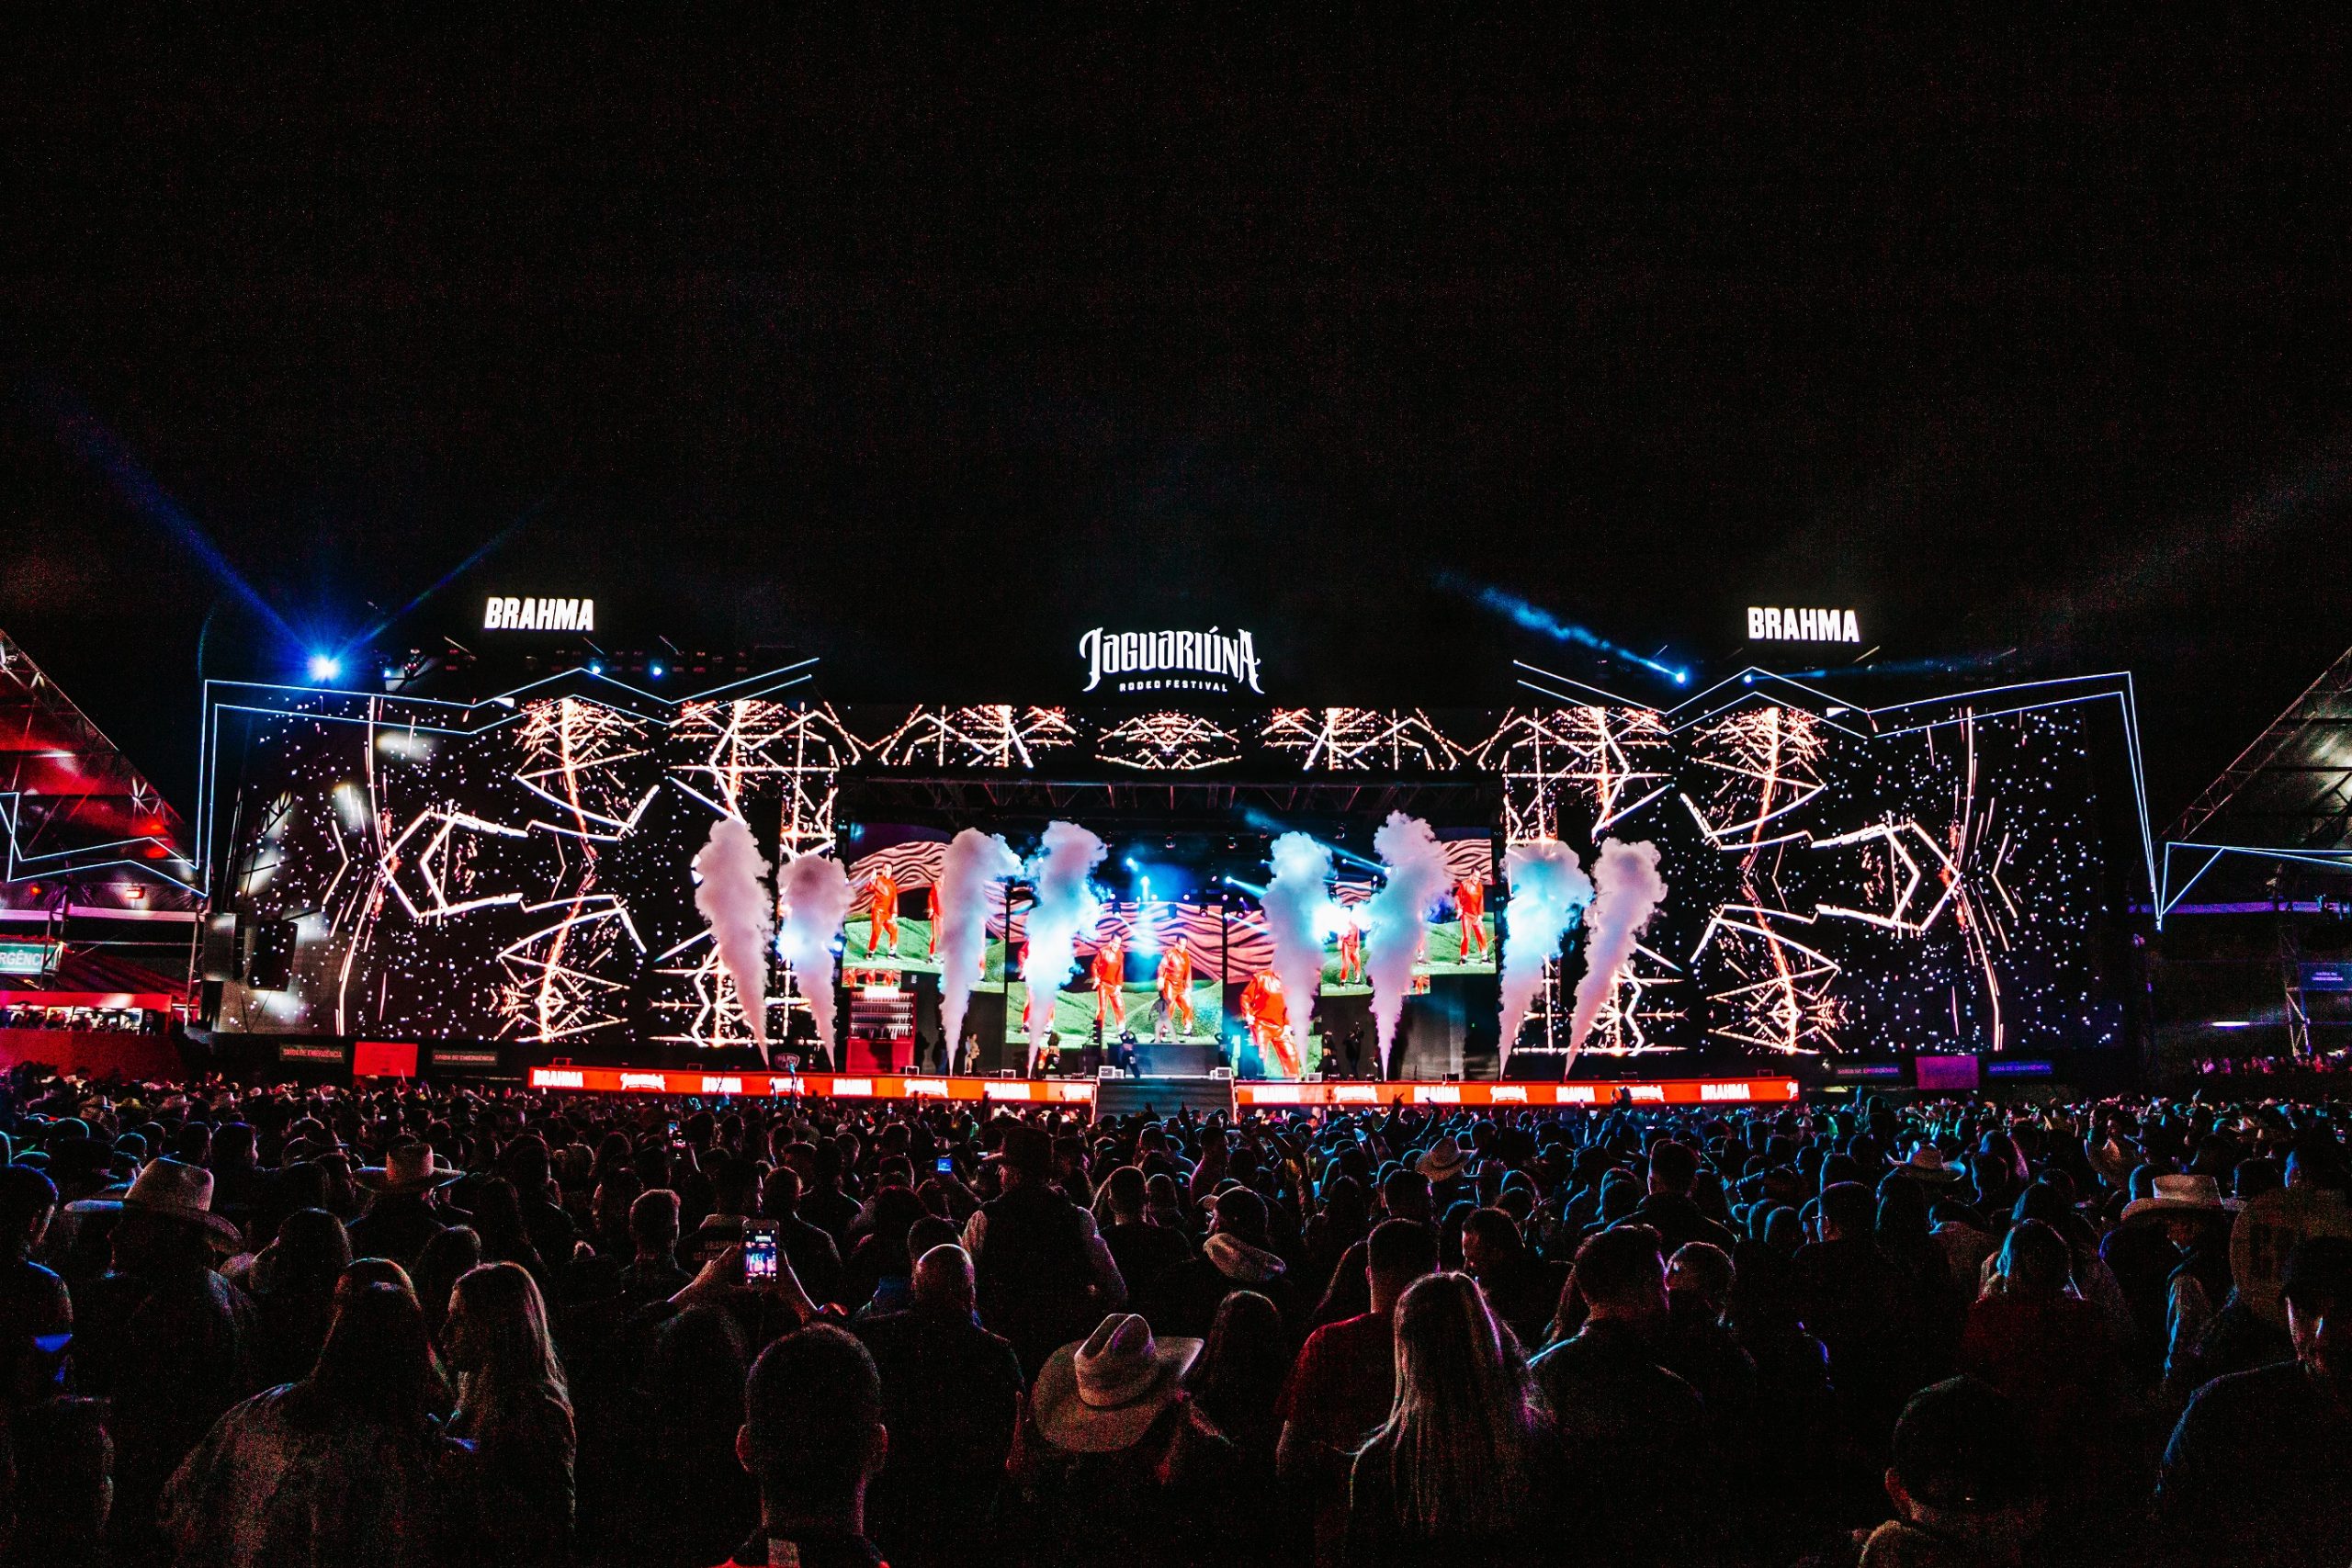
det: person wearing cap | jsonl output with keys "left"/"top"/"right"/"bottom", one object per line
{"left": 2158, "top": 1235, "right": 2352, "bottom": 1568}
{"left": 1631, "top": 1139, "right": 1739, "bottom": 1259}
{"left": 1010, "top": 1312, "right": 1235, "bottom": 1568}
{"left": 346, "top": 1142, "right": 461, "bottom": 1268}
{"left": 0, "top": 1167, "right": 70, "bottom": 1410}
{"left": 1141, "top": 1185, "right": 1294, "bottom": 1341}
{"left": 1802, "top": 1375, "right": 2046, "bottom": 1566}
{"left": 65, "top": 1158, "right": 258, "bottom": 1564}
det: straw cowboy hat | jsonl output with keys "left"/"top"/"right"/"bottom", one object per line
{"left": 63, "top": 1157, "right": 244, "bottom": 1250}
{"left": 2122, "top": 1173, "right": 2244, "bottom": 1225}
{"left": 355, "top": 1143, "right": 463, "bottom": 1195}
{"left": 1032, "top": 1314, "right": 1204, "bottom": 1453}
{"left": 1416, "top": 1136, "right": 1469, "bottom": 1180}
{"left": 1893, "top": 1145, "right": 1966, "bottom": 1184}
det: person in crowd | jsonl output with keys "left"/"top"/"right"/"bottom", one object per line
{"left": 630, "top": 1303, "right": 760, "bottom": 1568}
{"left": 1342, "top": 1271, "right": 1555, "bottom": 1568}
{"left": 162, "top": 1281, "right": 452, "bottom": 1568}
{"left": 1144, "top": 1185, "right": 1293, "bottom": 1339}
{"left": 1797, "top": 1376, "right": 2048, "bottom": 1568}
{"left": 1187, "top": 1287, "right": 1289, "bottom": 1468}
{"left": 346, "top": 1144, "right": 460, "bottom": 1267}
{"left": 719, "top": 1325, "right": 891, "bottom": 1568}
{"left": 1958, "top": 1217, "right": 2127, "bottom": 1503}
{"left": 841, "top": 1184, "right": 927, "bottom": 1316}
{"left": 1278, "top": 1217, "right": 1438, "bottom": 1564}
{"left": 1097, "top": 1164, "right": 1196, "bottom": 1302}
{"left": 852, "top": 1244, "right": 1023, "bottom": 1568}
{"left": 1532, "top": 1224, "right": 1710, "bottom": 1565}
{"left": 243, "top": 1206, "right": 352, "bottom": 1391}
{"left": 1012, "top": 1311, "right": 1234, "bottom": 1568}
{"left": 1657, "top": 1240, "right": 1758, "bottom": 1426}
{"left": 442, "top": 1261, "right": 576, "bottom": 1568}
{"left": 620, "top": 1187, "right": 690, "bottom": 1307}
{"left": 66, "top": 1156, "right": 256, "bottom": 1564}
{"left": 966, "top": 1124, "right": 1125, "bottom": 1378}
{"left": 1792, "top": 1179, "right": 1919, "bottom": 1461}
{"left": 759, "top": 1165, "right": 849, "bottom": 1310}
{"left": 0, "top": 1168, "right": 70, "bottom": 1410}
{"left": 1458, "top": 1207, "right": 1563, "bottom": 1347}
{"left": 2158, "top": 1235, "right": 2352, "bottom": 1568}
{"left": 412, "top": 1224, "right": 483, "bottom": 1347}
{"left": 1632, "top": 1139, "right": 1739, "bottom": 1257}
{"left": 498, "top": 1135, "right": 580, "bottom": 1270}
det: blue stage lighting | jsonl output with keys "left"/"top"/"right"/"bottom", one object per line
{"left": 307, "top": 654, "right": 342, "bottom": 682}
{"left": 1674, "top": 670, "right": 1690, "bottom": 685}
{"left": 587, "top": 661, "right": 604, "bottom": 676}
{"left": 649, "top": 662, "right": 665, "bottom": 678}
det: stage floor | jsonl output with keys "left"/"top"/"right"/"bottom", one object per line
{"left": 521, "top": 1065, "right": 1802, "bottom": 1111}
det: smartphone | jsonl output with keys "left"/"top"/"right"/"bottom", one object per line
{"left": 743, "top": 1223, "right": 780, "bottom": 1283}
{"left": 935, "top": 1155, "right": 956, "bottom": 1175}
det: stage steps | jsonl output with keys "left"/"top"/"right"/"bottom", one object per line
{"left": 1092, "top": 1076, "right": 1235, "bottom": 1120}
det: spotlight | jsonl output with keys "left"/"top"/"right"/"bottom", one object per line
{"left": 587, "top": 661, "right": 604, "bottom": 676}
{"left": 649, "top": 662, "right": 666, "bottom": 678}
{"left": 1674, "top": 670, "right": 1689, "bottom": 685}
{"left": 307, "top": 654, "right": 343, "bottom": 682}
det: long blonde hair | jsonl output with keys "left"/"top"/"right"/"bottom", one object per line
{"left": 447, "top": 1260, "right": 571, "bottom": 1435}
{"left": 1366, "top": 1270, "right": 1551, "bottom": 1537}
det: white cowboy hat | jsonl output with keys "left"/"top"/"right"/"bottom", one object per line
{"left": 2122, "top": 1173, "right": 2245, "bottom": 1225}
{"left": 355, "top": 1144, "right": 464, "bottom": 1194}
{"left": 63, "top": 1157, "right": 244, "bottom": 1249}
{"left": 1894, "top": 1145, "right": 1965, "bottom": 1183}
{"left": 1416, "top": 1137, "right": 1469, "bottom": 1180}
{"left": 1032, "top": 1314, "right": 1203, "bottom": 1453}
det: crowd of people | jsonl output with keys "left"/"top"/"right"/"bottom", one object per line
{"left": 2, "top": 1061, "right": 2349, "bottom": 1567}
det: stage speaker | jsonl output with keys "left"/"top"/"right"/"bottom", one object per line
{"left": 244, "top": 919, "right": 299, "bottom": 991}
{"left": 200, "top": 914, "right": 243, "bottom": 983}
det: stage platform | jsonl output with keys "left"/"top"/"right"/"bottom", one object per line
{"left": 522, "top": 1065, "right": 1802, "bottom": 1115}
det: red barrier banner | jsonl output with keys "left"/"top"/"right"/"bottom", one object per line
{"left": 522, "top": 1066, "right": 1799, "bottom": 1111}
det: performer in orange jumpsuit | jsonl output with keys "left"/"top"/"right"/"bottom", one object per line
{"left": 865, "top": 869, "right": 901, "bottom": 956}
{"left": 1336, "top": 919, "right": 1365, "bottom": 986}
{"left": 1156, "top": 937, "right": 1196, "bottom": 1037}
{"left": 1239, "top": 970, "right": 1299, "bottom": 1077}
{"left": 1454, "top": 874, "right": 1490, "bottom": 962}
{"left": 1090, "top": 935, "right": 1127, "bottom": 1032}
{"left": 926, "top": 880, "right": 942, "bottom": 959}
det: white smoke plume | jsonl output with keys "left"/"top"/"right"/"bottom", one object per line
{"left": 1261, "top": 832, "right": 1336, "bottom": 1070}
{"left": 693, "top": 816, "right": 774, "bottom": 1049}
{"left": 776, "top": 852, "right": 854, "bottom": 1058}
{"left": 1022, "top": 821, "right": 1107, "bottom": 1043}
{"left": 1498, "top": 839, "right": 1593, "bottom": 1060}
{"left": 935, "top": 828, "right": 1022, "bottom": 1055}
{"left": 1364, "top": 812, "right": 1452, "bottom": 1061}
{"left": 1567, "top": 838, "right": 1668, "bottom": 1057}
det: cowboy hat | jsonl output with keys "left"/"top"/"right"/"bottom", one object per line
{"left": 62, "top": 1157, "right": 244, "bottom": 1250}
{"left": 1416, "top": 1136, "right": 1469, "bottom": 1180}
{"left": 1893, "top": 1145, "right": 1965, "bottom": 1183}
{"left": 2122, "top": 1173, "right": 2244, "bottom": 1225}
{"left": 1032, "top": 1314, "right": 1203, "bottom": 1453}
{"left": 355, "top": 1144, "right": 463, "bottom": 1194}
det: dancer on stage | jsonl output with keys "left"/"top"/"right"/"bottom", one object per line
{"left": 1156, "top": 936, "right": 1196, "bottom": 1037}
{"left": 1090, "top": 935, "right": 1127, "bottom": 1033}
{"left": 1336, "top": 917, "right": 1365, "bottom": 986}
{"left": 863, "top": 868, "right": 901, "bottom": 956}
{"left": 1454, "top": 874, "right": 1490, "bottom": 962}
{"left": 926, "top": 880, "right": 942, "bottom": 959}
{"left": 1239, "top": 970, "right": 1299, "bottom": 1077}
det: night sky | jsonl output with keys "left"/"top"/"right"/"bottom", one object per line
{"left": 6, "top": 18, "right": 2350, "bottom": 824}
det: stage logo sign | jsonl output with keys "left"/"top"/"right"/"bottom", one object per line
{"left": 1080, "top": 626, "right": 1263, "bottom": 694}
{"left": 483, "top": 596, "right": 595, "bottom": 632}
{"left": 1747, "top": 606, "right": 1860, "bottom": 643}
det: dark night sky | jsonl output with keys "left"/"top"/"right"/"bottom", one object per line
{"left": 6, "top": 17, "right": 2350, "bottom": 824}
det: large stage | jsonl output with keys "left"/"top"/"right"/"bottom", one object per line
{"left": 194, "top": 647, "right": 2155, "bottom": 1089}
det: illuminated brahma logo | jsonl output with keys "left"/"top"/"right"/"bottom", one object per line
{"left": 1747, "top": 606, "right": 1860, "bottom": 643}
{"left": 483, "top": 596, "right": 596, "bottom": 631}
{"left": 1080, "top": 626, "right": 1263, "bottom": 694}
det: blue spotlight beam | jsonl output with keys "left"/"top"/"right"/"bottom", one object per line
{"left": 1440, "top": 574, "right": 1689, "bottom": 687}
{"left": 28, "top": 382, "right": 299, "bottom": 646}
